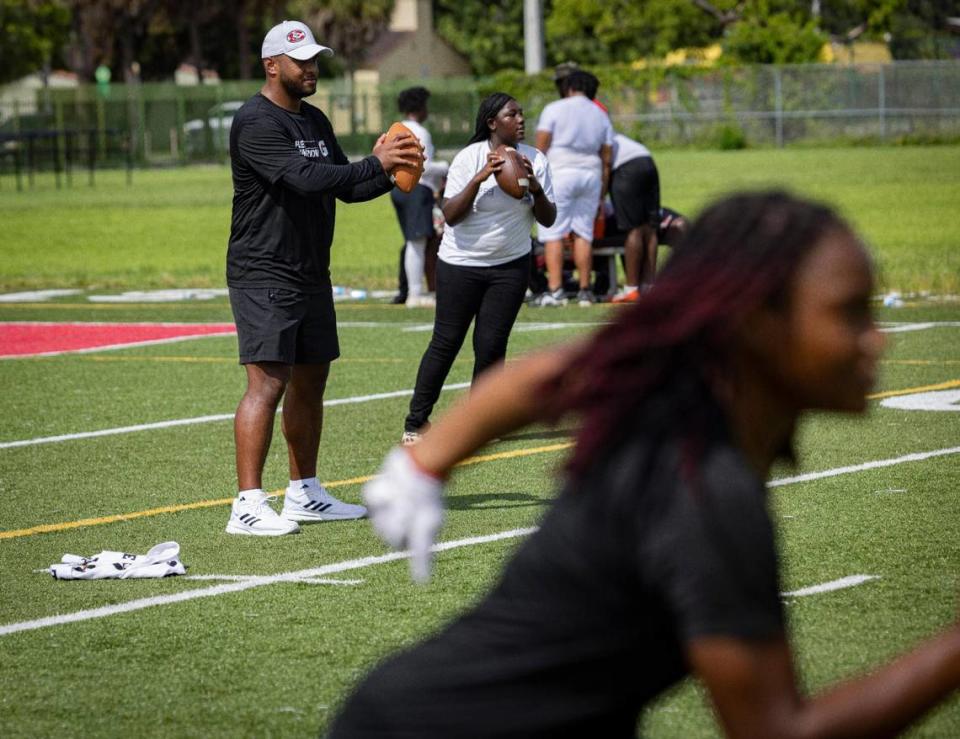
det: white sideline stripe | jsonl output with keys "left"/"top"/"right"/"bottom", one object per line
{"left": 768, "top": 446, "right": 960, "bottom": 487}
{"left": 0, "top": 382, "right": 470, "bottom": 450}
{"left": 0, "top": 527, "right": 537, "bottom": 636}
{"left": 782, "top": 575, "right": 879, "bottom": 598}
{"left": 1, "top": 321, "right": 232, "bottom": 326}
{"left": 0, "top": 331, "right": 238, "bottom": 361}
{"left": 0, "top": 290, "right": 82, "bottom": 303}
{"left": 401, "top": 321, "right": 605, "bottom": 333}
{"left": 3, "top": 318, "right": 604, "bottom": 359}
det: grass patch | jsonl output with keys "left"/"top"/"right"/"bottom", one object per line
{"left": 1, "top": 145, "right": 958, "bottom": 292}
{"left": 0, "top": 301, "right": 958, "bottom": 736}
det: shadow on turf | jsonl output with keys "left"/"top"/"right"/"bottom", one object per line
{"left": 446, "top": 492, "right": 547, "bottom": 511}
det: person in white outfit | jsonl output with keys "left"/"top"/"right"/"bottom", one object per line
{"left": 390, "top": 86, "right": 438, "bottom": 307}
{"left": 534, "top": 70, "right": 614, "bottom": 306}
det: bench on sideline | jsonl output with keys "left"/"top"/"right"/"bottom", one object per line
{"left": 531, "top": 238, "right": 626, "bottom": 298}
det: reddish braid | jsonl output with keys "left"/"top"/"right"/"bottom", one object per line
{"left": 542, "top": 191, "right": 850, "bottom": 478}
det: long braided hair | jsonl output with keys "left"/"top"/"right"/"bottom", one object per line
{"left": 542, "top": 190, "right": 854, "bottom": 478}
{"left": 468, "top": 92, "right": 515, "bottom": 144}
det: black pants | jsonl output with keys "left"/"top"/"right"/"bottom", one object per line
{"left": 405, "top": 255, "right": 529, "bottom": 432}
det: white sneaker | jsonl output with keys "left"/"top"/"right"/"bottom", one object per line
{"left": 281, "top": 484, "right": 367, "bottom": 522}
{"left": 401, "top": 430, "right": 422, "bottom": 446}
{"left": 226, "top": 491, "right": 300, "bottom": 536}
{"left": 405, "top": 294, "right": 436, "bottom": 308}
{"left": 534, "top": 288, "right": 566, "bottom": 307}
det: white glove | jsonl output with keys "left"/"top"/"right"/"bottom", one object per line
{"left": 363, "top": 447, "right": 444, "bottom": 583}
{"left": 49, "top": 541, "right": 186, "bottom": 580}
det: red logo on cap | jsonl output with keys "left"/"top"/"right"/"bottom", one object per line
{"left": 286, "top": 29, "right": 305, "bottom": 43}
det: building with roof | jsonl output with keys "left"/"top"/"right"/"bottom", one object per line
{"left": 354, "top": 0, "right": 471, "bottom": 86}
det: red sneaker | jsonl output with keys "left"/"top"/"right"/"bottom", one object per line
{"left": 611, "top": 289, "right": 640, "bottom": 304}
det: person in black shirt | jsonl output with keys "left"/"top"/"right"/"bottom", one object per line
{"left": 331, "top": 192, "right": 960, "bottom": 737}
{"left": 224, "top": 20, "right": 421, "bottom": 536}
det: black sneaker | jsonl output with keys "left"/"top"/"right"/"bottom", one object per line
{"left": 576, "top": 289, "right": 596, "bottom": 306}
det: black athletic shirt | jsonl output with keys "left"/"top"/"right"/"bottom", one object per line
{"left": 226, "top": 93, "right": 392, "bottom": 291}
{"left": 329, "top": 400, "right": 784, "bottom": 738}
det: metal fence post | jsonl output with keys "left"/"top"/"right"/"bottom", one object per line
{"left": 55, "top": 100, "right": 65, "bottom": 189}
{"left": 774, "top": 66, "right": 784, "bottom": 148}
{"left": 95, "top": 96, "right": 106, "bottom": 159}
{"left": 138, "top": 87, "right": 147, "bottom": 163}
{"left": 175, "top": 92, "right": 186, "bottom": 163}
{"left": 878, "top": 65, "right": 886, "bottom": 141}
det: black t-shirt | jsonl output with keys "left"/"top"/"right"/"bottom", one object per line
{"left": 330, "top": 404, "right": 784, "bottom": 739}
{"left": 226, "top": 93, "right": 392, "bottom": 291}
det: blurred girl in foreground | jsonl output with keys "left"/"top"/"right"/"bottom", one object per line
{"left": 331, "top": 192, "right": 960, "bottom": 738}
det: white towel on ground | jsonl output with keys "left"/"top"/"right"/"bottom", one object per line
{"left": 48, "top": 541, "right": 186, "bottom": 580}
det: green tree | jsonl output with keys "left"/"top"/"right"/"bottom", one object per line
{"left": 546, "top": 0, "right": 721, "bottom": 65}
{"left": 722, "top": 1, "right": 827, "bottom": 64}
{"left": 887, "top": 0, "right": 956, "bottom": 59}
{"left": 0, "top": 0, "right": 70, "bottom": 84}
{"left": 434, "top": 0, "right": 526, "bottom": 75}
{"left": 290, "top": 0, "right": 394, "bottom": 73}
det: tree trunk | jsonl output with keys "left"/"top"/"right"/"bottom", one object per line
{"left": 189, "top": 16, "right": 204, "bottom": 70}
{"left": 236, "top": 0, "right": 251, "bottom": 79}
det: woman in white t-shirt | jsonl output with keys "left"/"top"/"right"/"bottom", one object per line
{"left": 401, "top": 92, "right": 556, "bottom": 444}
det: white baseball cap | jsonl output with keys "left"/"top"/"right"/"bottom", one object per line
{"left": 261, "top": 20, "right": 334, "bottom": 60}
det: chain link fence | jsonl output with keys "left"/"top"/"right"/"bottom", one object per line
{"left": 609, "top": 61, "right": 960, "bottom": 148}
{"left": 1, "top": 61, "right": 957, "bottom": 174}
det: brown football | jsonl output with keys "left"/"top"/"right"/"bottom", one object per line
{"left": 385, "top": 121, "right": 424, "bottom": 193}
{"left": 493, "top": 145, "right": 529, "bottom": 199}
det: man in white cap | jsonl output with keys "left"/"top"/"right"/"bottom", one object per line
{"left": 224, "top": 20, "right": 422, "bottom": 536}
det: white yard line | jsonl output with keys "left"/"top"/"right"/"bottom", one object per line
{"left": 768, "top": 447, "right": 960, "bottom": 487}
{"left": 1, "top": 527, "right": 537, "bottom": 636}
{"left": 1, "top": 320, "right": 599, "bottom": 359}
{"left": 782, "top": 575, "right": 880, "bottom": 598}
{"left": 183, "top": 574, "right": 364, "bottom": 586}
{"left": 0, "top": 290, "right": 83, "bottom": 303}
{"left": 0, "top": 331, "right": 239, "bottom": 360}
{"left": 0, "top": 382, "right": 470, "bottom": 450}
{"left": 7, "top": 438, "right": 954, "bottom": 636}
{"left": 880, "top": 321, "right": 960, "bottom": 333}
{"left": 6, "top": 441, "right": 957, "bottom": 636}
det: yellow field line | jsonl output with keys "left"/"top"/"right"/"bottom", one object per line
{"left": 867, "top": 378, "right": 960, "bottom": 400}
{"left": 880, "top": 359, "right": 960, "bottom": 366}
{"left": 2, "top": 379, "right": 955, "bottom": 542}
{"left": 0, "top": 442, "right": 573, "bottom": 541}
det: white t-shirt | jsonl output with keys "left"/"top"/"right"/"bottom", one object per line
{"left": 402, "top": 118, "right": 434, "bottom": 162}
{"left": 401, "top": 117, "right": 448, "bottom": 191}
{"left": 536, "top": 95, "right": 614, "bottom": 174}
{"left": 612, "top": 133, "right": 651, "bottom": 170}
{"left": 421, "top": 159, "right": 448, "bottom": 194}
{"left": 439, "top": 140, "right": 554, "bottom": 267}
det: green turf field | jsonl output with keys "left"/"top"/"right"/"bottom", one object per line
{"left": 2, "top": 145, "right": 959, "bottom": 293}
{"left": 0, "top": 298, "right": 958, "bottom": 737}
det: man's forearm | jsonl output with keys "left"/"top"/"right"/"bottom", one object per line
{"left": 282, "top": 155, "right": 385, "bottom": 197}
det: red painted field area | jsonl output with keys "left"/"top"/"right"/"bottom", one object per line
{"left": 0, "top": 322, "right": 236, "bottom": 358}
